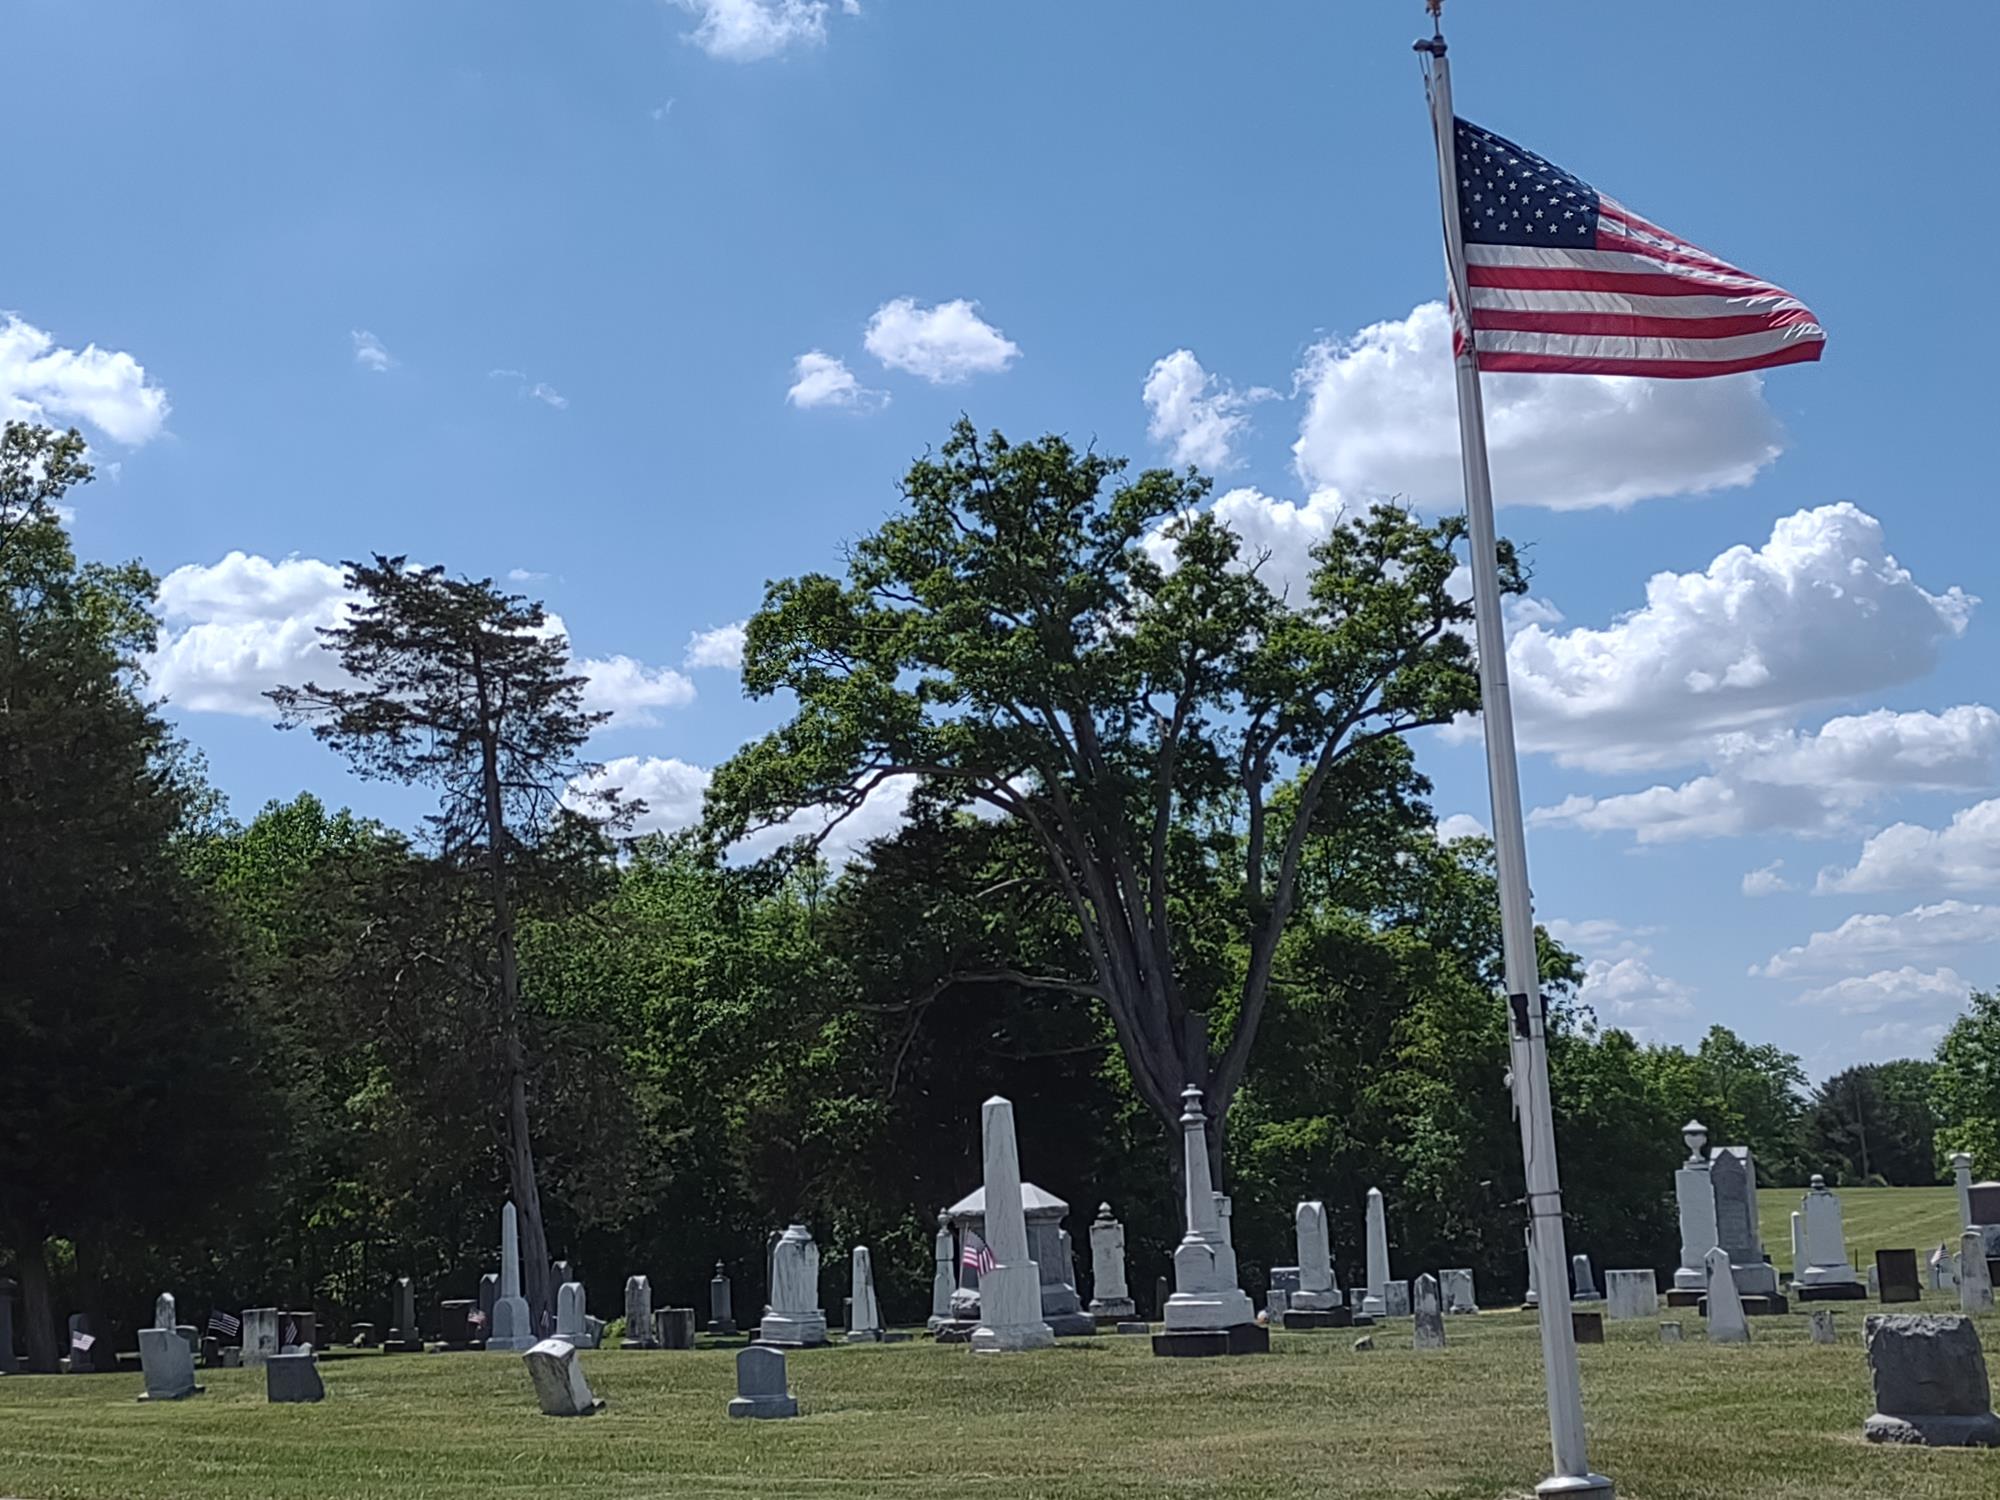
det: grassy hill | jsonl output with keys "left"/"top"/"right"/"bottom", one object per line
{"left": 1757, "top": 1184, "right": 1966, "bottom": 1266}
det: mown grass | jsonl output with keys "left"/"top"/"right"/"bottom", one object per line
{"left": 2, "top": 1292, "right": 1996, "bottom": 1500}
{"left": 1757, "top": 1184, "right": 1968, "bottom": 1267}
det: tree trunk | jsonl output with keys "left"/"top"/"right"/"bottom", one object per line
{"left": 12, "top": 1229, "right": 58, "bottom": 1373}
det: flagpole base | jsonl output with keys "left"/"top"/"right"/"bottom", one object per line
{"left": 1537, "top": 1474, "right": 1614, "bottom": 1498}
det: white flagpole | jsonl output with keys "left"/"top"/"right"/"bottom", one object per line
{"left": 1416, "top": 11, "right": 1612, "bottom": 1498}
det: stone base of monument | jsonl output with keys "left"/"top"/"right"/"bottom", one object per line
{"left": 756, "top": 1312, "right": 828, "bottom": 1348}
{"left": 705, "top": 1318, "right": 738, "bottom": 1337}
{"left": 1151, "top": 1323, "right": 1270, "bottom": 1358}
{"left": 844, "top": 1328, "right": 883, "bottom": 1344}
{"left": 1089, "top": 1298, "right": 1135, "bottom": 1323}
{"left": 1047, "top": 1311, "right": 1096, "bottom": 1337}
{"left": 1796, "top": 1281, "right": 1867, "bottom": 1302}
{"left": 382, "top": 1338, "right": 424, "bottom": 1354}
{"left": 1114, "top": 1321, "right": 1151, "bottom": 1335}
{"left": 1698, "top": 1292, "right": 1789, "bottom": 1316}
{"left": 1664, "top": 1288, "right": 1702, "bottom": 1308}
{"left": 1281, "top": 1307, "right": 1353, "bottom": 1330}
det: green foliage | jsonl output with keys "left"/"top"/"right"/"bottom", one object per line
{"left": 1934, "top": 988, "right": 2000, "bottom": 1173}
{"left": 1635, "top": 1025, "right": 1811, "bottom": 1185}
{"left": 1804, "top": 1060, "right": 1942, "bottom": 1186}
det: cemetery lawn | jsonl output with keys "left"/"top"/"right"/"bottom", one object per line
{"left": 1758, "top": 1184, "right": 1965, "bottom": 1263}
{"left": 4, "top": 1298, "right": 1999, "bottom": 1500}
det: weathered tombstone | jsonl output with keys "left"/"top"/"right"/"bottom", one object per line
{"left": 555, "top": 1283, "right": 595, "bottom": 1348}
{"left": 1155, "top": 1084, "right": 1265, "bottom": 1357}
{"left": 1969, "top": 1181, "right": 2000, "bottom": 1230}
{"left": 1268, "top": 1267, "right": 1301, "bottom": 1296}
{"left": 759, "top": 1225, "right": 828, "bottom": 1347}
{"left": 1796, "top": 1175, "right": 1865, "bottom": 1300}
{"left": 488, "top": 1203, "right": 536, "bottom": 1352}
{"left": 1605, "top": 1269, "right": 1658, "bottom": 1321}
{"left": 1790, "top": 1210, "right": 1805, "bottom": 1287}
{"left": 265, "top": 1349, "right": 325, "bottom": 1404}
{"left": 847, "top": 1246, "right": 883, "bottom": 1343}
{"left": 154, "top": 1293, "right": 177, "bottom": 1332}
{"left": 241, "top": 1308, "right": 280, "bottom": 1368}
{"left": 971, "top": 1097, "right": 1055, "bottom": 1353}
{"left": 1863, "top": 1314, "right": 2000, "bottom": 1447}
{"left": 708, "top": 1263, "right": 737, "bottom": 1336}
{"left": 1265, "top": 1290, "right": 1289, "bottom": 1320}
{"left": 1570, "top": 1254, "right": 1602, "bottom": 1303}
{"left": 1809, "top": 1308, "right": 1838, "bottom": 1345}
{"left": 1412, "top": 1274, "right": 1446, "bottom": 1350}
{"left": 1361, "top": 1187, "right": 1391, "bottom": 1318}
{"left": 1704, "top": 1248, "right": 1749, "bottom": 1344}
{"left": 1877, "top": 1248, "right": 1922, "bottom": 1305}
{"left": 1954, "top": 1153, "right": 1977, "bottom": 1230}
{"left": 137, "top": 1327, "right": 200, "bottom": 1401}
{"left": 438, "top": 1299, "right": 477, "bottom": 1351}
{"left": 477, "top": 1274, "right": 499, "bottom": 1335}
{"left": 523, "top": 1338, "right": 602, "bottom": 1417}
{"left": 1932, "top": 1243, "right": 1959, "bottom": 1292}
{"left": 65, "top": 1315, "right": 103, "bottom": 1374}
{"left": 621, "top": 1276, "right": 656, "bottom": 1349}
{"left": 1962, "top": 1230, "right": 1995, "bottom": 1315}
{"left": 728, "top": 1343, "right": 797, "bottom": 1420}
{"left": 1658, "top": 1321, "right": 1684, "bottom": 1343}
{"left": 1087, "top": 1204, "right": 1135, "bottom": 1321}
{"left": 280, "top": 1311, "right": 315, "bottom": 1351}
{"left": 551, "top": 1261, "right": 573, "bottom": 1295}
{"left": 1669, "top": 1121, "right": 1716, "bottom": 1307}
{"left": 1381, "top": 1280, "right": 1411, "bottom": 1318}
{"left": 1440, "top": 1268, "right": 1476, "bottom": 1315}
{"left": 1710, "top": 1147, "right": 1783, "bottom": 1309}
{"left": 656, "top": 1308, "right": 696, "bottom": 1350}
{"left": 1290, "top": 1202, "right": 1341, "bottom": 1314}
{"left": 384, "top": 1278, "right": 423, "bottom": 1353}
{"left": 349, "top": 1323, "right": 377, "bottom": 1349}
{"left": 1571, "top": 1310, "right": 1605, "bottom": 1345}
{"left": 929, "top": 1217, "right": 957, "bottom": 1330}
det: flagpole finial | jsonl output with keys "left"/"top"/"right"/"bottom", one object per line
{"left": 1416, "top": 0, "right": 1447, "bottom": 56}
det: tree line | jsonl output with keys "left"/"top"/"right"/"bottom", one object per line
{"left": 2, "top": 419, "right": 1991, "bottom": 1370}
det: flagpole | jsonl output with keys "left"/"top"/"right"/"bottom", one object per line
{"left": 1416, "top": 10, "right": 1612, "bottom": 1497}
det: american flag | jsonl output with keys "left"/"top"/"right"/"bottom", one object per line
{"left": 207, "top": 1310, "right": 241, "bottom": 1338}
{"left": 1451, "top": 118, "right": 1824, "bottom": 378}
{"left": 960, "top": 1236, "right": 996, "bottom": 1276}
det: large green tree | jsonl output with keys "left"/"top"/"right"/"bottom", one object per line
{"left": 270, "top": 558, "right": 630, "bottom": 1329}
{"left": 0, "top": 428, "right": 270, "bottom": 1368}
{"left": 707, "top": 421, "right": 1515, "bottom": 1165}
{"left": 1804, "top": 1060, "right": 1940, "bottom": 1186}
{"left": 1934, "top": 988, "right": 2000, "bottom": 1174}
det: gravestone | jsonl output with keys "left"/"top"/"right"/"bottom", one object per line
{"left": 971, "top": 1097, "right": 1055, "bottom": 1353}
{"left": 728, "top": 1343, "right": 797, "bottom": 1420}
{"left": 487, "top": 1203, "right": 536, "bottom": 1353}
{"left": 65, "top": 1315, "right": 103, "bottom": 1374}
{"left": 241, "top": 1308, "right": 280, "bottom": 1368}
{"left": 1087, "top": 1203, "right": 1134, "bottom": 1321}
{"left": 1440, "top": 1268, "right": 1477, "bottom": 1315}
{"left": 385, "top": 1278, "right": 423, "bottom": 1353}
{"left": 1969, "top": 1181, "right": 2000, "bottom": 1230}
{"left": 929, "top": 1217, "right": 957, "bottom": 1330}
{"left": 555, "top": 1283, "right": 595, "bottom": 1348}
{"left": 1412, "top": 1274, "right": 1446, "bottom": 1350}
{"left": 1791, "top": 1210, "right": 1805, "bottom": 1287}
{"left": 623, "top": 1276, "right": 657, "bottom": 1349}
{"left": 265, "top": 1349, "right": 324, "bottom": 1404}
{"left": 1704, "top": 1248, "right": 1750, "bottom": 1344}
{"left": 155, "top": 1293, "right": 177, "bottom": 1332}
{"left": 281, "top": 1311, "right": 315, "bottom": 1351}
{"left": 1962, "top": 1231, "right": 1995, "bottom": 1315}
{"left": 1877, "top": 1248, "right": 1922, "bottom": 1305}
{"left": 1571, "top": 1311, "right": 1604, "bottom": 1345}
{"left": 1953, "top": 1153, "right": 1975, "bottom": 1229}
{"left": 438, "top": 1299, "right": 478, "bottom": 1351}
{"left": 1155, "top": 1084, "right": 1265, "bottom": 1357}
{"left": 1605, "top": 1269, "right": 1658, "bottom": 1321}
{"left": 1266, "top": 1290, "right": 1289, "bottom": 1320}
{"left": 1155, "top": 1274, "right": 1170, "bottom": 1321}
{"left": 1570, "top": 1254, "right": 1601, "bottom": 1303}
{"left": 1669, "top": 1121, "right": 1717, "bottom": 1306}
{"left": 137, "top": 1327, "right": 201, "bottom": 1401}
{"left": 708, "top": 1263, "right": 737, "bottom": 1336}
{"left": 1283, "top": 1201, "right": 1349, "bottom": 1329}
{"left": 1809, "top": 1309, "right": 1838, "bottom": 1345}
{"left": 1381, "top": 1281, "right": 1411, "bottom": 1318}
{"left": 1361, "top": 1187, "right": 1391, "bottom": 1319}
{"left": 349, "top": 1323, "right": 377, "bottom": 1349}
{"left": 1796, "top": 1176, "right": 1865, "bottom": 1300}
{"left": 1863, "top": 1314, "right": 2000, "bottom": 1447}
{"left": 1710, "top": 1147, "right": 1783, "bottom": 1308}
{"left": 478, "top": 1274, "right": 498, "bottom": 1335}
{"left": 551, "top": 1261, "right": 572, "bottom": 1296}
{"left": 523, "top": 1338, "right": 602, "bottom": 1417}
{"left": 847, "top": 1246, "right": 883, "bottom": 1343}
{"left": 759, "top": 1224, "right": 829, "bottom": 1347}
{"left": 656, "top": 1308, "right": 695, "bottom": 1350}
{"left": 1268, "top": 1267, "right": 1301, "bottom": 1295}
{"left": 1932, "top": 1244, "right": 1959, "bottom": 1292}
{"left": 1659, "top": 1321, "right": 1683, "bottom": 1343}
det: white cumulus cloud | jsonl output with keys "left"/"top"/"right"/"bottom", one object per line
{"left": 1742, "top": 860, "right": 1794, "bottom": 897}
{"left": 673, "top": 0, "right": 830, "bottom": 61}
{"left": 351, "top": 330, "right": 395, "bottom": 373}
{"left": 1816, "top": 797, "right": 2000, "bottom": 896}
{"left": 1503, "top": 506, "right": 1974, "bottom": 772}
{"left": 1754, "top": 899, "right": 2000, "bottom": 979}
{"left": 1578, "top": 956, "right": 1697, "bottom": 1021}
{"left": 1291, "top": 301, "right": 1785, "bottom": 511}
{"left": 786, "top": 350, "right": 887, "bottom": 411}
{"left": 577, "top": 654, "right": 695, "bottom": 728}
{"left": 0, "top": 314, "right": 170, "bottom": 446}
{"left": 684, "top": 622, "right": 747, "bottom": 670}
{"left": 1794, "top": 966, "right": 1972, "bottom": 1015}
{"left": 1142, "top": 349, "right": 1264, "bottom": 470}
{"left": 1434, "top": 812, "right": 1488, "bottom": 843}
{"left": 863, "top": 298, "right": 1019, "bottom": 384}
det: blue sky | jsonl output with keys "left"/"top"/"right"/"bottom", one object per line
{"left": 7, "top": 1, "right": 1995, "bottom": 1079}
